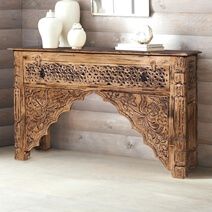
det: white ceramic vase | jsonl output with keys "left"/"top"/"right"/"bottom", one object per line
{"left": 55, "top": 0, "right": 80, "bottom": 47}
{"left": 67, "top": 23, "right": 86, "bottom": 49}
{"left": 38, "top": 10, "right": 62, "bottom": 48}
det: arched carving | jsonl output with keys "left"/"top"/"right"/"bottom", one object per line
{"left": 24, "top": 87, "right": 90, "bottom": 151}
{"left": 97, "top": 91, "right": 169, "bottom": 168}
{"left": 13, "top": 50, "right": 198, "bottom": 178}
{"left": 20, "top": 87, "right": 169, "bottom": 169}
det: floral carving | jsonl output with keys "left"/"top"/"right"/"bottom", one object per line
{"left": 13, "top": 51, "right": 199, "bottom": 179}
{"left": 24, "top": 87, "right": 89, "bottom": 150}
{"left": 97, "top": 91, "right": 169, "bottom": 167}
{"left": 23, "top": 86, "right": 169, "bottom": 167}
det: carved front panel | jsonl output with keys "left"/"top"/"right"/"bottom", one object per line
{"left": 187, "top": 57, "right": 197, "bottom": 90}
{"left": 13, "top": 49, "right": 199, "bottom": 178}
{"left": 23, "top": 87, "right": 169, "bottom": 168}
{"left": 24, "top": 87, "right": 89, "bottom": 150}
{"left": 24, "top": 56, "right": 169, "bottom": 90}
{"left": 98, "top": 91, "right": 169, "bottom": 167}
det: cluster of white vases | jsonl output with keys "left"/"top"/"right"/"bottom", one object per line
{"left": 38, "top": 0, "right": 86, "bottom": 49}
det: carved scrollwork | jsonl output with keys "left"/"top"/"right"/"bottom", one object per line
{"left": 23, "top": 86, "right": 169, "bottom": 167}
{"left": 174, "top": 57, "right": 186, "bottom": 73}
{"left": 14, "top": 88, "right": 22, "bottom": 149}
{"left": 13, "top": 50, "right": 199, "bottom": 178}
{"left": 24, "top": 56, "right": 169, "bottom": 90}
{"left": 24, "top": 87, "right": 90, "bottom": 150}
{"left": 187, "top": 57, "right": 197, "bottom": 90}
{"left": 97, "top": 91, "right": 169, "bottom": 167}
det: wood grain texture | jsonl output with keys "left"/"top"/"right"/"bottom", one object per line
{"left": 22, "top": 29, "right": 42, "bottom": 47}
{"left": 72, "top": 94, "right": 117, "bottom": 113}
{"left": 21, "top": 0, "right": 212, "bottom": 13}
{"left": 0, "top": 125, "right": 14, "bottom": 147}
{"left": 86, "top": 32, "right": 211, "bottom": 59}
{"left": 0, "top": 88, "right": 13, "bottom": 108}
{"left": 51, "top": 129, "right": 155, "bottom": 161}
{"left": 0, "top": 50, "right": 14, "bottom": 69}
{"left": 81, "top": 11, "right": 212, "bottom": 36}
{"left": 0, "top": 10, "right": 21, "bottom": 29}
{"left": 198, "top": 82, "right": 212, "bottom": 105}
{"left": 20, "top": 0, "right": 212, "bottom": 167}
{"left": 0, "top": 107, "right": 14, "bottom": 126}
{"left": 151, "top": 0, "right": 212, "bottom": 13}
{"left": 53, "top": 109, "right": 139, "bottom": 137}
{"left": 198, "top": 144, "right": 212, "bottom": 167}
{"left": 198, "top": 122, "right": 212, "bottom": 144}
{"left": 22, "top": 0, "right": 90, "bottom": 10}
{"left": 0, "top": 69, "right": 14, "bottom": 89}
{"left": 0, "top": 0, "right": 21, "bottom": 10}
{"left": 0, "top": 0, "right": 21, "bottom": 147}
{"left": 21, "top": 9, "right": 45, "bottom": 29}
{"left": 22, "top": 29, "right": 212, "bottom": 59}
{"left": 198, "top": 59, "right": 212, "bottom": 82}
{"left": 21, "top": 9, "right": 212, "bottom": 37}
{"left": 21, "top": 0, "right": 89, "bottom": 10}
{"left": 37, "top": 129, "right": 51, "bottom": 151}
{"left": 198, "top": 104, "right": 212, "bottom": 123}
{"left": 13, "top": 49, "right": 198, "bottom": 178}
{"left": 52, "top": 128, "right": 212, "bottom": 166}
{"left": 0, "top": 29, "right": 22, "bottom": 49}
{"left": 22, "top": 0, "right": 57, "bottom": 10}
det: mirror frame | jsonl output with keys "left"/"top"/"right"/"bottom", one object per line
{"left": 91, "top": 0, "right": 150, "bottom": 17}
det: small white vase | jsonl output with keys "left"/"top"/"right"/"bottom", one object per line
{"left": 67, "top": 23, "right": 86, "bottom": 49}
{"left": 38, "top": 10, "right": 62, "bottom": 48}
{"left": 55, "top": 0, "right": 80, "bottom": 47}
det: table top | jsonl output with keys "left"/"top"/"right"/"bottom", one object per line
{"left": 9, "top": 47, "right": 201, "bottom": 57}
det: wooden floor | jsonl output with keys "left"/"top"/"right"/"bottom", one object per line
{"left": 0, "top": 147, "right": 212, "bottom": 212}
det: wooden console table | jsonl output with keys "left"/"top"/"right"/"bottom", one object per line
{"left": 12, "top": 48, "right": 199, "bottom": 178}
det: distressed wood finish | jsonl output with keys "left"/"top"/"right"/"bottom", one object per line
{"left": 13, "top": 48, "right": 199, "bottom": 178}
{"left": 36, "top": 129, "right": 51, "bottom": 151}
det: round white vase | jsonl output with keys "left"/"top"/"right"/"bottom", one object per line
{"left": 55, "top": 0, "right": 80, "bottom": 47}
{"left": 38, "top": 10, "right": 62, "bottom": 48}
{"left": 67, "top": 23, "right": 86, "bottom": 49}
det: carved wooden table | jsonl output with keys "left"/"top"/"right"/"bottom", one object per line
{"left": 12, "top": 48, "right": 199, "bottom": 178}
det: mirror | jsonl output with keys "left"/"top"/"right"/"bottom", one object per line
{"left": 91, "top": 0, "right": 150, "bottom": 17}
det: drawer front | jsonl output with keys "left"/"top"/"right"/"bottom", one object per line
{"left": 23, "top": 54, "right": 170, "bottom": 90}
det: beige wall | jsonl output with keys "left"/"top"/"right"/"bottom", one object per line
{"left": 0, "top": 0, "right": 21, "bottom": 146}
{"left": 19, "top": 0, "right": 212, "bottom": 166}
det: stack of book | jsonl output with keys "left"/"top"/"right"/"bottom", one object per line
{"left": 115, "top": 43, "right": 164, "bottom": 51}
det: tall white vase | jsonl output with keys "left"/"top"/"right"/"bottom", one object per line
{"left": 55, "top": 0, "right": 80, "bottom": 47}
{"left": 38, "top": 10, "right": 62, "bottom": 48}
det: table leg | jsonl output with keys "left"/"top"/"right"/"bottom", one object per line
{"left": 37, "top": 129, "right": 51, "bottom": 151}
